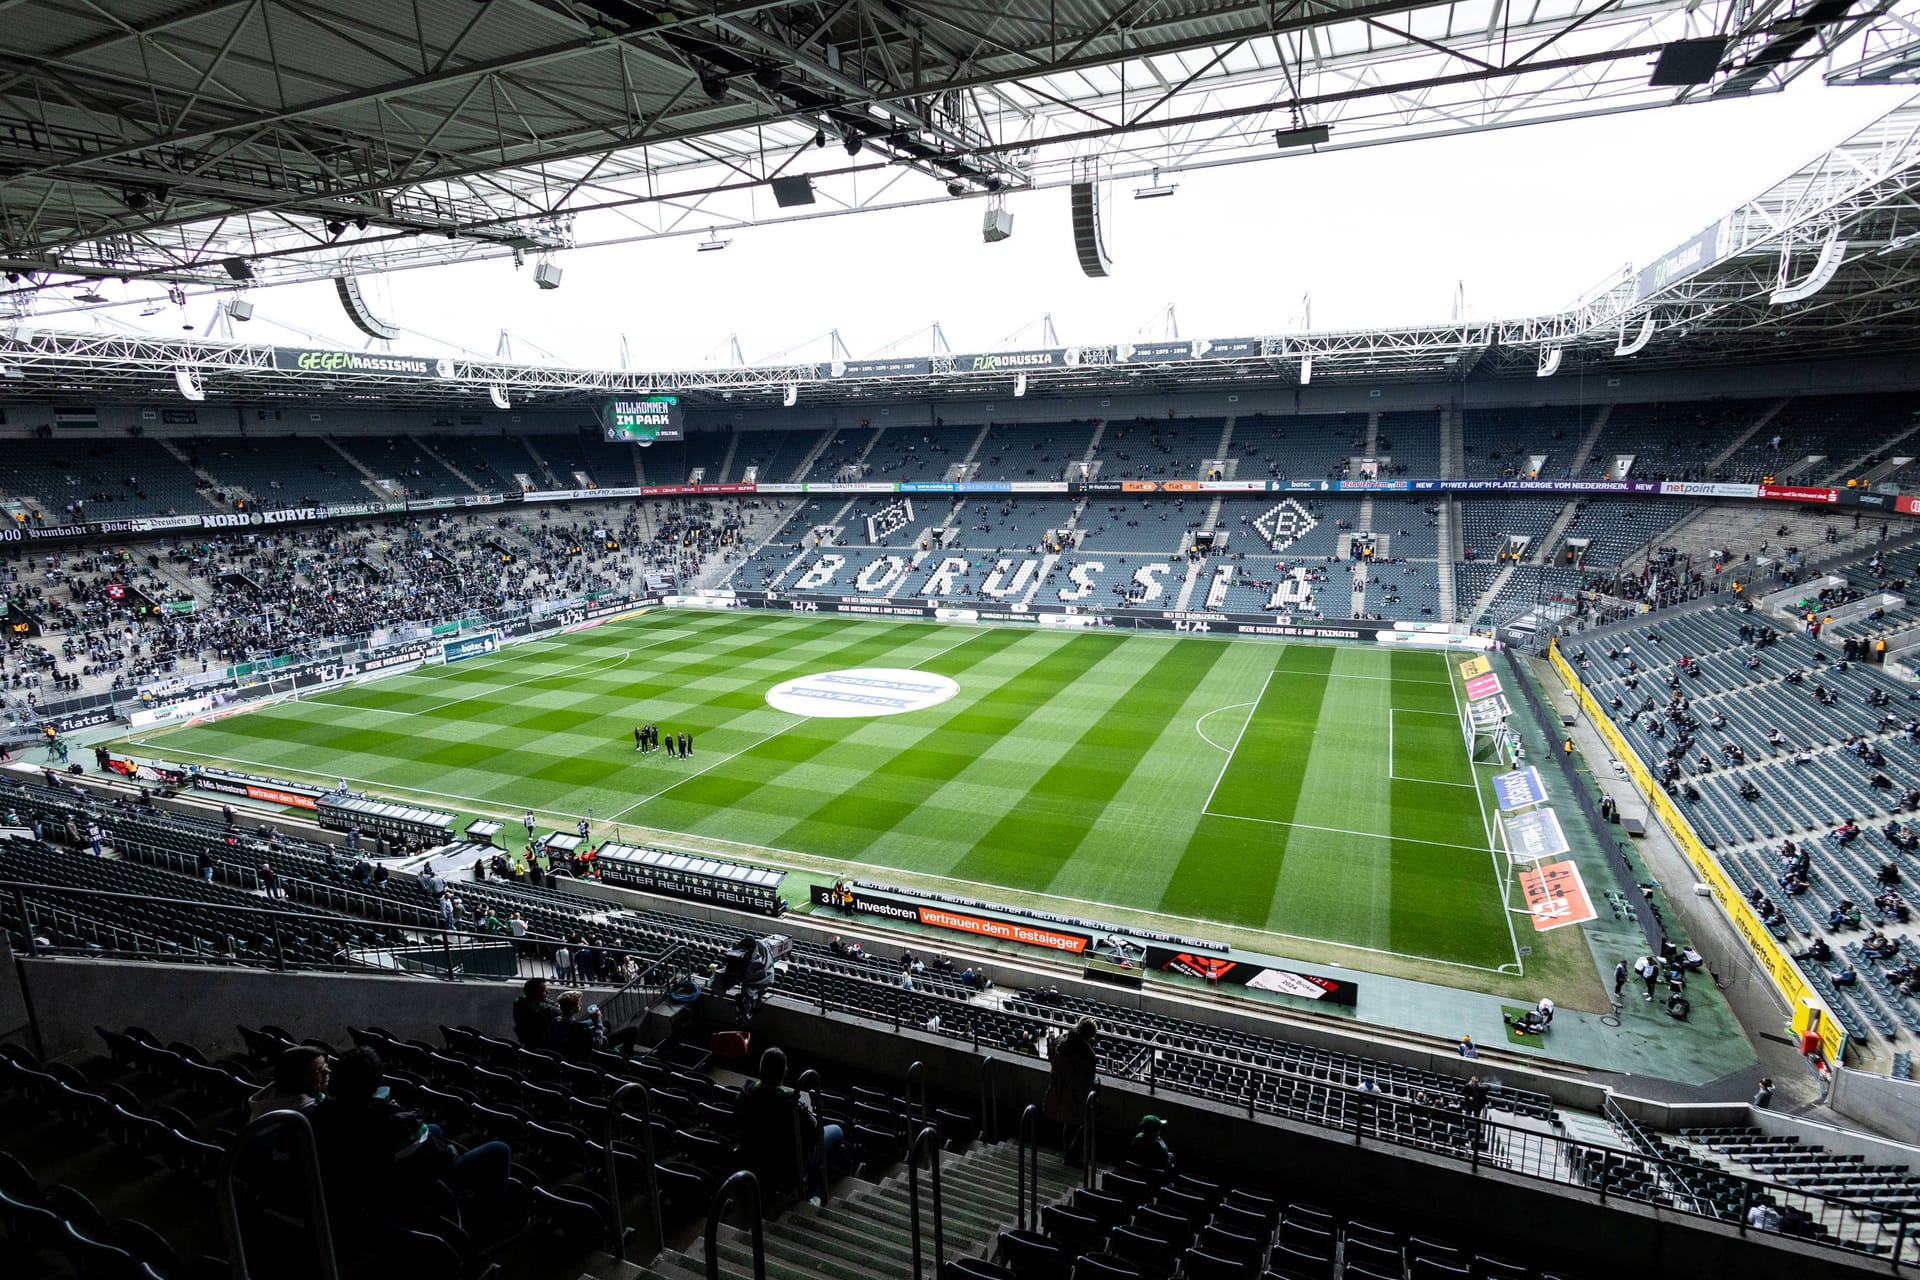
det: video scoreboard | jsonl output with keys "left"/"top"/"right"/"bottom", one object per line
{"left": 603, "top": 395, "right": 684, "bottom": 444}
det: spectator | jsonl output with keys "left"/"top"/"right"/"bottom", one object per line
{"left": 1456, "top": 1035, "right": 1478, "bottom": 1059}
{"left": 1462, "top": 1076, "right": 1490, "bottom": 1118}
{"left": 512, "top": 977, "right": 560, "bottom": 1045}
{"left": 1043, "top": 1017, "right": 1100, "bottom": 1165}
{"left": 543, "top": 989, "right": 639, "bottom": 1057}
{"left": 1753, "top": 1077, "right": 1774, "bottom": 1109}
{"left": 733, "top": 1046, "right": 842, "bottom": 1205}
{"left": 248, "top": 1045, "right": 330, "bottom": 1120}
{"left": 311, "top": 1047, "right": 512, "bottom": 1228}
{"left": 1125, "top": 1115, "right": 1175, "bottom": 1186}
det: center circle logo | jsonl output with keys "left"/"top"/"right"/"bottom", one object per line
{"left": 766, "top": 667, "right": 959, "bottom": 719}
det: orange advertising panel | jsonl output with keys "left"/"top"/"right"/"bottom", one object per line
{"left": 1160, "top": 480, "right": 1201, "bottom": 492}
{"left": 917, "top": 906, "right": 1089, "bottom": 953}
{"left": 1120, "top": 481, "right": 1160, "bottom": 493}
{"left": 1517, "top": 860, "right": 1596, "bottom": 931}
{"left": 247, "top": 784, "right": 318, "bottom": 810}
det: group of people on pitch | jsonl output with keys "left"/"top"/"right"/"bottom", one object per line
{"left": 635, "top": 724, "right": 693, "bottom": 757}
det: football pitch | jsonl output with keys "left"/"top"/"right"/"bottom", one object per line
{"left": 126, "top": 609, "right": 1522, "bottom": 971}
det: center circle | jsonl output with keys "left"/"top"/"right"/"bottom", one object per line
{"left": 766, "top": 667, "right": 960, "bottom": 719}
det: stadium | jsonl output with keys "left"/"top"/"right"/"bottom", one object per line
{"left": 4, "top": 2, "right": 1920, "bottom": 1278}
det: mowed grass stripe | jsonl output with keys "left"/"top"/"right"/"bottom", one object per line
{"left": 1154, "top": 644, "right": 1328, "bottom": 925}
{"left": 155, "top": 616, "right": 950, "bottom": 819}
{"left": 1206, "top": 644, "right": 1334, "bottom": 823}
{"left": 945, "top": 636, "right": 1231, "bottom": 890}
{"left": 1387, "top": 651, "right": 1512, "bottom": 968}
{"left": 630, "top": 625, "right": 1044, "bottom": 842}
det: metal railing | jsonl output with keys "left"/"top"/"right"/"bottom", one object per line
{"left": 1015, "top": 1104, "right": 1040, "bottom": 1232}
{"left": 907, "top": 1125, "right": 945, "bottom": 1280}
{"left": 705, "top": 1170, "right": 765, "bottom": 1280}
{"left": 603, "top": 1082, "right": 662, "bottom": 1266}
{"left": 216, "top": 1109, "right": 339, "bottom": 1280}
{"left": 3, "top": 880, "right": 676, "bottom": 992}
{"left": 787, "top": 983, "right": 1920, "bottom": 1267}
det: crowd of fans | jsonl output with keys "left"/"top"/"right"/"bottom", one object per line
{"left": 0, "top": 499, "right": 772, "bottom": 725}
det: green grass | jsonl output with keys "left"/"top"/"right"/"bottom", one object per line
{"left": 123, "top": 609, "right": 1520, "bottom": 972}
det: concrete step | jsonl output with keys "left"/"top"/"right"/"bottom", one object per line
{"left": 653, "top": 1141, "right": 1085, "bottom": 1280}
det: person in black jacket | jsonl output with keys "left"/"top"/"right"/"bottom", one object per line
{"left": 1042, "top": 1017, "right": 1099, "bottom": 1165}
{"left": 1124, "top": 1115, "right": 1174, "bottom": 1186}
{"left": 512, "top": 977, "right": 560, "bottom": 1045}
{"left": 311, "top": 1048, "right": 512, "bottom": 1232}
{"left": 733, "top": 1047, "right": 842, "bottom": 1203}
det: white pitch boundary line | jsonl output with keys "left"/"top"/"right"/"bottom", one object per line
{"left": 1193, "top": 702, "right": 1257, "bottom": 752}
{"left": 1198, "top": 808, "right": 1504, "bottom": 856}
{"left": 1449, "top": 654, "right": 1527, "bottom": 975}
{"left": 1201, "top": 671, "right": 1273, "bottom": 815}
{"left": 1268, "top": 670, "right": 1453, "bottom": 685}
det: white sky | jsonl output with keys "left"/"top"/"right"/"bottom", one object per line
{"left": 158, "top": 80, "right": 1918, "bottom": 369}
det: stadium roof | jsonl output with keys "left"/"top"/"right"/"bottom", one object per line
{"left": 3, "top": 0, "right": 1918, "bottom": 302}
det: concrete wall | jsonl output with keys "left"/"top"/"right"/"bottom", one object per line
{"left": 11, "top": 956, "right": 621, "bottom": 1061}
{"left": 1828, "top": 1064, "right": 1920, "bottom": 1147}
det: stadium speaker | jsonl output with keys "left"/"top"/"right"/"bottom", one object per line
{"left": 1069, "top": 181, "right": 1112, "bottom": 278}
{"left": 982, "top": 206, "right": 1014, "bottom": 243}
{"left": 226, "top": 298, "right": 254, "bottom": 322}
{"left": 769, "top": 176, "right": 816, "bottom": 207}
{"left": 533, "top": 261, "right": 563, "bottom": 290}
{"left": 1649, "top": 38, "right": 1728, "bottom": 86}
{"left": 333, "top": 274, "right": 400, "bottom": 340}
{"left": 221, "top": 258, "right": 254, "bottom": 281}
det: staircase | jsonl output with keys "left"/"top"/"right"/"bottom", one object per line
{"left": 1823, "top": 419, "right": 1920, "bottom": 485}
{"left": 603, "top": 1140, "right": 1083, "bottom": 1280}
{"left": 1465, "top": 563, "right": 1519, "bottom": 627}
{"left": 1567, "top": 404, "right": 1612, "bottom": 478}
{"left": 152, "top": 437, "right": 230, "bottom": 510}
{"left": 519, "top": 436, "right": 565, "bottom": 489}
{"left": 788, "top": 431, "right": 838, "bottom": 484}
{"left": 408, "top": 435, "right": 486, "bottom": 494}
{"left": 1703, "top": 398, "right": 1790, "bottom": 472}
{"left": 322, "top": 436, "right": 390, "bottom": 498}
{"left": 716, "top": 432, "right": 742, "bottom": 484}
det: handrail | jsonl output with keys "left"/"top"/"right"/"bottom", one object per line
{"left": 908, "top": 1124, "right": 945, "bottom": 1280}
{"left": 216, "top": 1109, "right": 339, "bottom": 1280}
{"left": 1016, "top": 1104, "right": 1040, "bottom": 1232}
{"left": 704, "top": 1170, "right": 765, "bottom": 1280}
{"left": 603, "top": 1081, "right": 662, "bottom": 1264}
{"left": 1082, "top": 1087, "right": 1099, "bottom": 1189}
{"left": 979, "top": 1056, "right": 998, "bottom": 1143}
{"left": 905, "top": 1059, "right": 927, "bottom": 1128}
